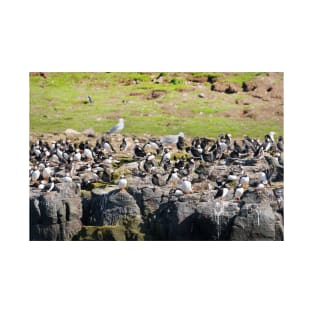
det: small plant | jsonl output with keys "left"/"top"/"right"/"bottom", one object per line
{"left": 170, "top": 78, "right": 185, "bottom": 85}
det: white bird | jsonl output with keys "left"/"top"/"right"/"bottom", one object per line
{"left": 83, "top": 148, "right": 93, "bottom": 160}
{"left": 108, "top": 118, "right": 124, "bottom": 134}
{"left": 103, "top": 141, "right": 114, "bottom": 153}
{"left": 31, "top": 168, "right": 40, "bottom": 184}
{"left": 256, "top": 183, "right": 265, "bottom": 193}
{"left": 73, "top": 149, "right": 81, "bottom": 161}
{"left": 42, "top": 165, "right": 51, "bottom": 181}
{"left": 259, "top": 171, "right": 267, "bottom": 183}
{"left": 239, "top": 174, "right": 249, "bottom": 188}
{"left": 160, "top": 132, "right": 184, "bottom": 145}
{"left": 181, "top": 177, "right": 193, "bottom": 195}
{"left": 50, "top": 154, "right": 60, "bottom": 164}
{"left": 118, "top": 175, "right": 127, "bottom": 192}
{"left": 227, "top": 174, "right": 238, "bottom": 181}
{"left": 234, "top": 185, "right": 244, "bottom": 200}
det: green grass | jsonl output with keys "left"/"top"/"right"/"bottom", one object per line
{"left": 30, "top": 72, "right": 283, "bottom": 139}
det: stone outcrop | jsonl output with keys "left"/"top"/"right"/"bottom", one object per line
{"left": 77, "top": 187, "right": 144, "bottom": 240}
{"left": 30, "top": 182, "right": 82, "bottom": 240}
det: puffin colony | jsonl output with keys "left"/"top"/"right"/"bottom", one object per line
{"left": 30, "top": 119, "right": 283, "bottom": 203}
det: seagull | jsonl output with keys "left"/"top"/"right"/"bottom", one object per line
{"left": 118, "top": 175, "right": 127, "bottom": 192}
{"left": 107, "top": 118, "right": 124, "bottom": 135}
{"left": 87, "top": 95, "right": 93, "bottom": 103}
{"left": 160, "top": 132, "right": 184, "bottom": 145}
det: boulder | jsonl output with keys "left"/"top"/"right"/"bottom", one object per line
{"left": 211, "top": 82, "right": 239, "bottom": 94}
{"left": 30, "top": 182, "right": 82, "bottom": 240}
{"left": 82, "top": 128, "right": 96, "bottom": 137}
{"left": 80, "top": 187, "right": 144, "bottom": 240}
{"left": 229, "top": 191, "right": 284, "bottom": 241}
{"left": 64, "top": 128, "right": 81, "bottom": 136}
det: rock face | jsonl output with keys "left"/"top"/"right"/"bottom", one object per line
{"left": 78, "top": 187, "right": 144, "bottom": 240}
{"left": 29, "top": 158, "right": 284, "bottom": 241}
{"left": 78, "top": 183, "right": 283, "bottom": 241}
{"left": 30, "top": 182, "right": 82, "bottom": 240}
{"left": 229, "top": 190, "right": 284, "bottom": 241}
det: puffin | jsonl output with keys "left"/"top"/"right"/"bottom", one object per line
{"left": 143, "top": 152, "right": 156, "bottom": 173}
{"left": 188, "top": 145, "right": 202, "bottom": 160}
{"left": 277, "top": 136, "right": 284, "bottom": 152}
{"left": 181, "top": 177, "right": 193, "bottom": 196}
{"left": 159, "top": 148, "right": 171, "bottom": 165}
{"left": 83, "top": 147, "right": 93, "bottom": 161}
{"left": 31, "top": 167, "right": 41, "bottom": 185}
{"left": 118, "top": 175, "right": 127, "bottom": 192}
{"left": 38, "top": 177, "right": 55, "bottom": 192}
{"left": 41, "top": 163, "right": 52, "bottom": 183}
{"left": 256, "top": 183, "right": 265, "bottom": 194}
{"left": 133, "top": 140, "right": 146, "bottom": 159}
{"left": 166, "top": 168, "right": 179, "bottom": 186}
{"left": 152, "top": 172, "right": 162, "bottom": 186}
{"left": 87, "top": 95, "right": 93, "bottom": 103}
{"left": 120, "top": 137, "right": 128, "bottom": 151}
{"left": 239, "top": 173, "right": 250, "bottom": 189}
{"left": 234, "top": 184, "right": 244, "bottom": 200}
{"left": 102, "top": 139, "right": 116, "bottom": 153}
{"left": 143, "top": 140, "right": 160, "bottom": 153}
{"left": 73, "top": 149, "right": 81, "bottom": 161}
{"left": 214, "top": 182, "right": 229, "bottom": 201}
{"left": 176, "top": 136, "right": 185, "bottom": 150}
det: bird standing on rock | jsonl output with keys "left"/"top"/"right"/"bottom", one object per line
{"left": 166, "top": 168, "right": 179, "bottom": 186}
{"left": 120, "top": 137, "right": 128, "bottom": 151}
{"left": 181, "top": 177, "right": 193, "bottom": 196}
{"left": 159, "top": 148, "right": 171, "bottom": 166}
{"left": 133, "top": 140, "right": 146, "bottom": 159}
{"left": 118, "top": 175, "right": 127, "bottom": 192}
{"left": 234, "top": 184, "right": 244, "bottom": 200}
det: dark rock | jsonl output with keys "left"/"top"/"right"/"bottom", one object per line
{"left": 82, "top": 128, "right": 96, "bottom": 137}
{"left": 211, "top": 82, "right": 239, "bottom": 94}
{"left": 30, "top": 182, "right": 82, "bottom": 240}
{"left": 148, "top": 197, "right": 240, "bottom": 241}
{"left": 150, "top": 90, "right": 166, "bottom": 99}
{"left": 229, "top": 191, "right": 283, "bottom": 241}
{"left": 81, "top": 187, "right": 144, "bottom": 240}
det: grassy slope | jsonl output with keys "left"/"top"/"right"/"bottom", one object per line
{"left": 30, "top": 72, "right": 283, "bottom": 139}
